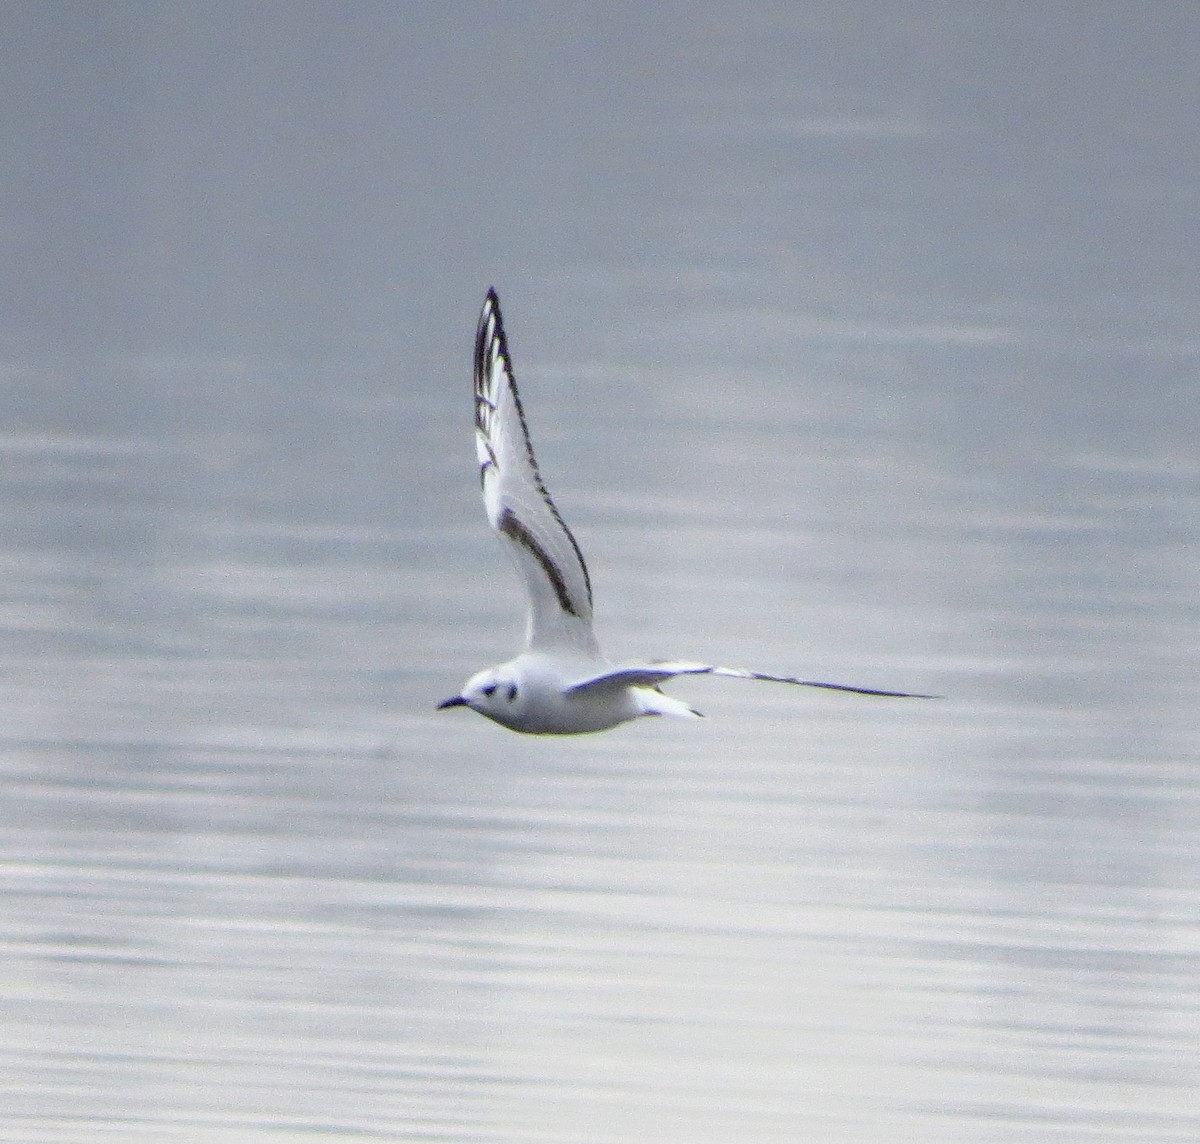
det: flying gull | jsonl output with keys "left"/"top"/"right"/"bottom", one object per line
{"left": 439, "top": 289, "right": 935, "bottom": 734}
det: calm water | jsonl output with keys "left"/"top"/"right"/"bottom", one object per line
{"left": 2, "top": 5, "right": 1198, "bottom": 1142}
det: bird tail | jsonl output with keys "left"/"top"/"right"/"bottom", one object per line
{"left": 633, "top": 687, "right": 703, "bottom": 720}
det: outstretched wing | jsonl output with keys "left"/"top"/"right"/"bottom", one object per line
{"left": 475, "top": 288, "right": 599, "bottom": 654}
{"left": 565, "top": 660, "right": 938, "bottom": 698}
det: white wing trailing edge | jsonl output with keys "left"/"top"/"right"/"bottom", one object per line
{"left": 474, "top": 288, "right": 599, "bottom": 655}
{"left": 565, "top": 660, "right": 940, "bottom": 699}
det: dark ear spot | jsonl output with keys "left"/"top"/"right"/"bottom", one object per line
{"left": 506, "top": 683, "right": 518, "bottom": 703}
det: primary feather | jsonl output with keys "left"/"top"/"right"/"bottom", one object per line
{"left": 474, "top": 289, "right": 598, "bottom": 654}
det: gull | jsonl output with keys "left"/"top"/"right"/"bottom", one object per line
{"left": 438, "top": 288, "right": 935, "bottom": 734}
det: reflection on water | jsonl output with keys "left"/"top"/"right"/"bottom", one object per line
{"left": 4, "top": 5, "right": 1200, "bottom": 1143}
{"left": 2, "top": 343, "right": 1196, "bottom": 1142}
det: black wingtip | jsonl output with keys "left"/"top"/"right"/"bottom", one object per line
{"left": 797, "top": 680, "right": 942, "bottom": 699}
{"left": 475, "top": 289, "right": 506, "bottom": 389}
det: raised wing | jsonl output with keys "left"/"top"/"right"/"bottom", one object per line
{"left": 475, "top": 288, "right": 598, "bottom": 654}
{"left": 565, "top": 660, "right": 938, "bottom": 698}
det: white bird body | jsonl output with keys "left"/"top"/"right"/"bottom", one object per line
{"left": 448, "top": 652, "right": 697, "bottom": 735}
{"left": 439, "top": 289, "right": 934, "bottom": 735}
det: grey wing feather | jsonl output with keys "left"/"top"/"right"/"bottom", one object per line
{"left": 566, "top": 660, "right": 938, "bottom": 698}
{"left": 475, "top": 289, "right": 598, "bottom": 654}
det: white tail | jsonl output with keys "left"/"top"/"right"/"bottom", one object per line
{"left": 633, "top": 688, "right": 703, "bottom": 720}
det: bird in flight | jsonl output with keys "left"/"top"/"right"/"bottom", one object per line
{"left": 438, "top": 289, "right": 935, "bottom": 734}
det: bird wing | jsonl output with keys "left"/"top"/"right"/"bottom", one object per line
{"left": 474, "top": 288, "right": 599, "bottom": 654}
{"left": 565, "top": 660, "right": 938, "bottom": 698}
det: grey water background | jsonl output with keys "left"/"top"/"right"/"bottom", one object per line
{"left": 2, "top": 3, "right": 1198, "bottom": 1141}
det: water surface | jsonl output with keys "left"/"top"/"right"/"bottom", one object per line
{"left": 1, "top": 4, "right": 1198, "bottom": 1141}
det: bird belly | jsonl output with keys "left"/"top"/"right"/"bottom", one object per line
{"left": 490, "top": 684, "right": 638, "bottom": 735}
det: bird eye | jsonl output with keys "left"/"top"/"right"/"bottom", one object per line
{"left": 506, "top": 684, "right": 518, "bottom": 702}
{"left": 481, "top": 684, "right": 496, "bottom": 697}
